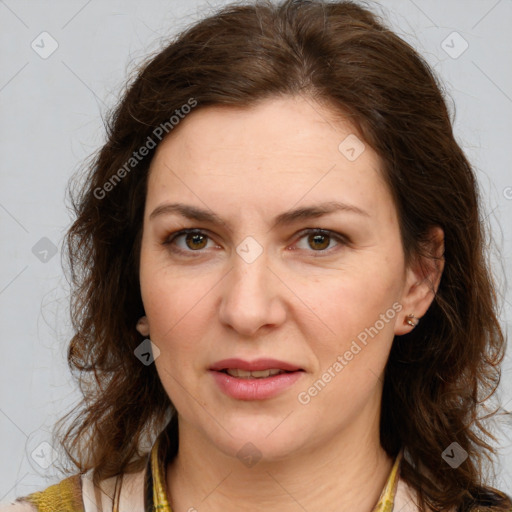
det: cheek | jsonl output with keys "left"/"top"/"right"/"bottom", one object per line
{"left": 304, "top": 277, "right": 401, "bottom": 402}
{"left": 140, "top": 260, "right": 217, "bottom": 364}
{"left": 146, "top": 280, "right": 205, "bottom": 395}
{"left": 305, "top": 263, "right": 402, "bottom": 337}
{"left": 139, "top": 239, "right": 199, "bottom": 329}
{"left": 142, "top": 277, "right": 197, "bottom": 338}
{"left": 297, "top": 266, "right": 403, "bottom": 396}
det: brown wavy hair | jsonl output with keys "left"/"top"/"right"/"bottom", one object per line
{"left": 55, "top": 0, "right": 511, "bottom": 510}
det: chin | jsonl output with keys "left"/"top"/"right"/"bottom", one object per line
{"left": 199, "top": 418, "right": 309, "bottom": 462}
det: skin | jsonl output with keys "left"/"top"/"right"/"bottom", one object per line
{"left": 136, "top": 94, "right": 444, "bottom": 512}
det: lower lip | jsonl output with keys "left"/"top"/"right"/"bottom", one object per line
{"left": 210, "top": 370, "right": 304, "bottom": 400}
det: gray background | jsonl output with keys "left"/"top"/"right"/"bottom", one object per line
{"left": 1, "top": 0, "right": 511, "bottom": 502}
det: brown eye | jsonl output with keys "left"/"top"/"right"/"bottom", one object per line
{"left": 163, "top": 229, "right": 215, "bottom": 256}
{"left": 307, "top": 232, "right": 331, "bottom": 251}
{"left": 184, "top": 232, "right": 208, "bottom": 250}
{"left": 294, "top": 229, "right": 346, "bottom": 254}
{"left": 163, "top": 228, "right": 347, "bottom": 258}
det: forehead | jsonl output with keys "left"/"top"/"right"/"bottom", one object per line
{"left": 146, "top": 95, "right": 393, "bottom": 224}
{"left": 152, "top": 96, "right": 371, "bottom": 167}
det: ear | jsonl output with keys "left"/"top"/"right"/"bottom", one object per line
{"left": 136, "top": 316, "right": 150, "bottom": 337}
{"left": 394, "top": 226, "right": 445, "bottom": 336}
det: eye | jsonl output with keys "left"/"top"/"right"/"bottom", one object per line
{"left": 162, "top": 228, "right": 347, "bottom": 257}
{"left": 292, "top": 228, "right": 347, "bottom": 255}
{"left": 163, "top": 229, "right": 217, "bottom": 256}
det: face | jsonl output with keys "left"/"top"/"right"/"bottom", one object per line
{"left": 138, "top": 95, "right": 425, "bottom": 461}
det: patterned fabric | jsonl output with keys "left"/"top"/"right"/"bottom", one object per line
{"left": 149, "top": 433, "right": 172, "bottom": 511}
{"left": 372, "top": 451, "right": 403, "bottom": 512}
{"left": 16, "top": 475, "right": 84, "bottom": 512}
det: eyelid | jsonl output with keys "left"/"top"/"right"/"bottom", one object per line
{"left": 162, "top": 227, "right": 349, "bottom": 256}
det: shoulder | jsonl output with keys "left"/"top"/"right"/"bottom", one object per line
{"left": 0, "top": 475, "right": 83, "bottom": 512}
{"left": 81, "top": 466, "right": 146, "bottom": 511}
{"left": 0, "top": 468, "right": 146, "bottom": 512}
{"left": 394, "top": 476, "right": 434, "bottom": 512}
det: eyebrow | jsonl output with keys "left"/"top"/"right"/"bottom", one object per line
{"left": 149, "top": 201, "right": 369, "bottom": 231}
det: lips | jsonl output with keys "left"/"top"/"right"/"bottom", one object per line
{"left": 209, "top": 358, "right": 305, "bottom": 399}
{"left": 209, "top": 358, "right": 303, "bottom": 372}
{"left": 209, "top": 359, "right": 304, "bottom": 400}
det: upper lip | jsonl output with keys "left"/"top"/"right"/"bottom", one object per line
{"left": 210, "top": 358, "right": 303, "bottom": 372}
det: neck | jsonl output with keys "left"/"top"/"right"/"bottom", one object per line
{"left": 165, "top": 405, "right": 394, "bottom": 512}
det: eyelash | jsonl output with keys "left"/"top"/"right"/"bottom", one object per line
{"left": 162, "top": 228, "right": 348, "bottom": 258}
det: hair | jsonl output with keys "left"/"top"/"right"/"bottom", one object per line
{"left": 55, "top": 0, "right": 511, "bottom": 510}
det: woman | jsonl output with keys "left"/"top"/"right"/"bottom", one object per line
{"left": 2, "top": 0, "right": 510, "bottom": 510}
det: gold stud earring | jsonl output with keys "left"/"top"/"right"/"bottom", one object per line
{"left": 405, "top": 314, "right": 419, "bottom": 327}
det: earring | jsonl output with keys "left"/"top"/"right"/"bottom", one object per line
{"left": 405, "top": 314, "right": 419, "bottom": 327}
{"left": 136, "top": 316, "right": 150, "bottom": 337}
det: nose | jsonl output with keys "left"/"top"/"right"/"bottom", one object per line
{"left": 217, "top": 248, "right": 287, "bottom": 338}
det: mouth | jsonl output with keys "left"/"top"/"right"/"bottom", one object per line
{"left": 217, "top": 368, "right": 300, "bottom": 379}
{"left": 209, "top": 359, "right": 305, "bottom": 400}
{"left": 210, "top": 357, "right": 304, "bottom": 374}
